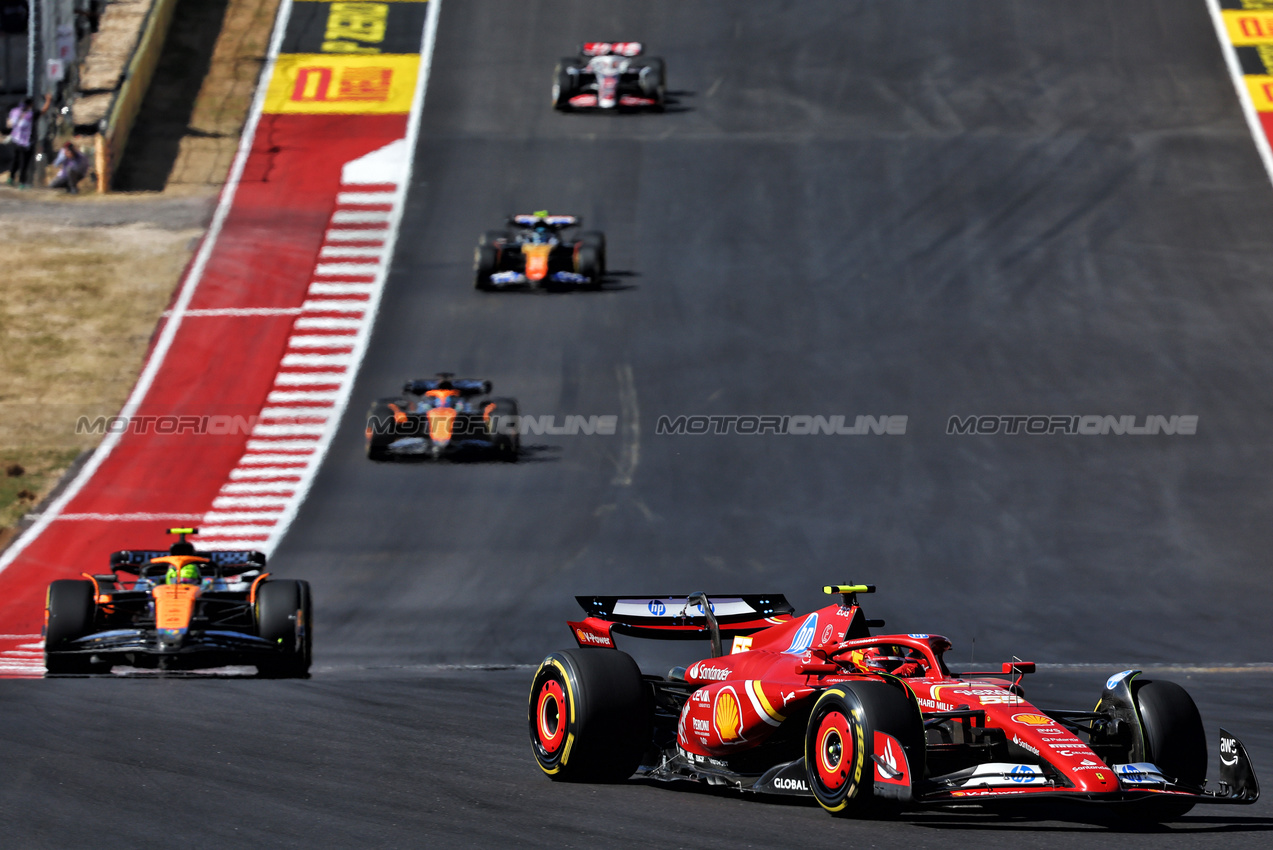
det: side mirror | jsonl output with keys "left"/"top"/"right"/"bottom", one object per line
{"left": 1003, "top": 661, "right": 1035, "bottom": 675}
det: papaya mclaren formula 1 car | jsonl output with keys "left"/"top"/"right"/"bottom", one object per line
{"left": 553, "top": 42, "right": 665, "bottom": 112}
{"left": 43, "top": 528, "right": 312, "bottom": 677}
{"left": 474, "top": 213, "right": 605, "bottom": 291}
{"left": 529, "top": 585, "right": 1259, "bottom": 820}
{"left": 365, "top": 373, "right": 519, "bottom": 461}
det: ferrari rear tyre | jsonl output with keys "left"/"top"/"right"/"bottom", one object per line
{"left": 488, "top": 397, "right": 519, "bottom": 462}
{"left": 805, "top": 681, "right": 923, "bottom": 817}
{"left": 474, "top": 244, "right": 498, "bottom": 290}
{"left": 256, "top": 580, "right": 310, "bottom": 678}
{"left": 1123, "top": 679, "right": 1206, "bottom": 821}
{"left": 528, "top": 649, "right": 650, "bottom": 782}
{"left": 44, "top": 580, "right": 96, "bottom": 674}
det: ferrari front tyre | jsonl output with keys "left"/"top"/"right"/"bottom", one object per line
{"left": 44, "top": 579, "right": 96, "bottom": 674}
{"left": 1125, "top": 679, "right": 1206, "bottom": 821}
{"left": 474, "top": 244, "right": 498, "bottom": 290}
{"left": 528, "top": 649, "right": 650, "bottom": 782}
{"left": 805, "top": 681, "right": 923, "bottom": 817}
{"left": 256, "top": 580, "right": 310, "bottom": 678}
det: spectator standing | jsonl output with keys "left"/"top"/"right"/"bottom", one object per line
{"left": 6, "top": 98, "right": 36, "bottom": 187}
{"left": 49, "top": 141, "right": 88, "bottom": 193}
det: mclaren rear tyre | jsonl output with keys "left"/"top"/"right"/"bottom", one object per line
{"left": 529, "top": 649, "right": 650, "bottom": 782}
{"left": 805, "top": 681, "right": 923, "bottom": 817}
{"left": 1122, "top": 679, "right": 1207, "bottom": 821}
{"left": 256, "top": 580, "right": 311, "bottom": 679}
{"left": 575, "top": 245, "right": 601, "bottom": 288}
{"left": 552, "top": 62, "right": 576, "bottom": 110}
{"left": 580, "top": 231, "right": 606, "bottom": 280}
{"left": 474, "top": 244, "right": 498, "bottom": 291}
{"left": 44, "top": 579, "right": 98, "bottom": 675}
{"left": 488, "top": 397, "right": 520, "bottom": 462}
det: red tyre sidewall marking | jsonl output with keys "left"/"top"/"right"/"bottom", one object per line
{"left": 815, "top": 710, "right": 852, "bottom": 790}
{"left": 537, "top": 679, "right": 567, "bottom": 753}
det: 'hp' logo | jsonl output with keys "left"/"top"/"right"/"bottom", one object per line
{"left": 648, "top": 599, "right": 666, "bottom": 615}
{"left": 1009, "top": 765, "right": 1035, "bottom": 783}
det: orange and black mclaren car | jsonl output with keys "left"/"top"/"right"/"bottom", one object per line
{"left": 473, "top": 213, "right": 605, "bottom": 291}
{"left": 43, "top": 528, "right": 311, "bottom": 677}
{"left": 365, "top": 372, "right": 519, "bottom": 461}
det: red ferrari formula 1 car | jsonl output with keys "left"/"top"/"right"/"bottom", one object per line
{"left": 528, "top": 585, "right": 1259, "bottom": 820}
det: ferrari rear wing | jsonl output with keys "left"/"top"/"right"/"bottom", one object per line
{"left": 570, "top": 594, "right": 795, "bottom": 652}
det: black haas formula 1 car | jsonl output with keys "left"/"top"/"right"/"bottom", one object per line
{"left": 529, "top": 585, "right": 1259, "bottom": 821}
{"left": 474, "top": 212, "right": 605, "bottom": 291}
{"left": 43, "top": 528, "right": 311, "bottom": 677}
{"left": 365, "top": 373, "right": 519, "bottom": 461}
{"left": 552, "top": 42, "right": 665, "bottom": 112}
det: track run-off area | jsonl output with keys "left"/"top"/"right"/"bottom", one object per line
{"left": 3, "top": 1, "right": 1273, "bottom": 846}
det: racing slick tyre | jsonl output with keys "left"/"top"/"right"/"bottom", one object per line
{"left": 255, "top": 580, "right": 311, "bottom": 678}
{"left": 638, "top": 58, "right": 666, "bottom": 110}
{"left": 529, "top": 649, "right": 650, "bottom": 782}
{"left": 805, "top": 681, "right": 923, "bottom": 817}
{"left": 366, "top": 398, "right": 409, "bottom": 460}
{"left": 1123, "top": 679, "right": 1207, "bottom": 821}
{"left": 44, "top": 579, "right": 97, "bottom": 674}
{"left": 479, "top": 230, "right": 510, "bottom": 247}
{"left": 474, "top": 244, "right": 498, "bottom": 291}
{"left": 575, "top": 245, "right": 601, "bottom": 288}
{"left": 579, "top": 231, "right": 606, "bottom": 279}
{"left": 552, "top": 62, "right": 577, "bottom": 110}
{"left": 488, "top": 397, "right": 520, "bottom": 462}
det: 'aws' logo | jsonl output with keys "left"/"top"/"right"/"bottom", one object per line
{"left": 783, "top": 614, "right": 818, "bottom": 655}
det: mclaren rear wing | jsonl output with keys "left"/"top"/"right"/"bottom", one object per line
{"left": 569, "top": 593, "right": 795, "bottom": 655}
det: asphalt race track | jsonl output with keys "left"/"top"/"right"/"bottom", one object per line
{"left": 4, "top": 1, "right": 1273, "bottom": 846}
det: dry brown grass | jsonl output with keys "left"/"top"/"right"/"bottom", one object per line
{"left": 0, "top": 220, "right": 201, "bottom": 452}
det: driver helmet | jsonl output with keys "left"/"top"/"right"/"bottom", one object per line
{"left": 166, "top": 563, "right": 201, "bottom": 585}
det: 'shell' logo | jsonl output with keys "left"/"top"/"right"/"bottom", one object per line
{"left": 714, "top": 688, "right": 742, "bottom": 742}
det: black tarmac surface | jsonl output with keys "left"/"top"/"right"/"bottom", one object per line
{"left": 5, "top": 1, "right": 1273, "bottom": 846}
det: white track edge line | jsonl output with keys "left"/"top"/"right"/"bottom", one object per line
{"left": 263, "top": 0, "right": 442, "bottom": 555}
{"left": 1205, "top": 0, "right": 1273, "bottom": 187}
{"left": 0, "top": 0, "right": 297, "bottom": 577}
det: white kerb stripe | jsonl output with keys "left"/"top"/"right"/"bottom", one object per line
{"left": 309, "top": 282, "right": 374, "bottom": 295}
{"left": 282, "top": 353, "right": 354, "bottom": 367}
{"left": 201, "top": 511, "right": 284, "bottom": 523}
{"left": 274, "top": 372, "right": 346, "bottom": 385}
{"left": 268, "top": 390, "right": 341, "bottom": 402}
{"left": 294, "top": 317, "right": 363, "bottom": 329}
{"left": 252, "top": 423, "right": 327, "bottom": 437}
{"left": 236, "top": 454, "right": 314, "bottom": 465}
{"left": 287, "top": 335, "right": 356, "bottom": 348}
{"left": 212, "top": 496, "right": 292, "bottom": 509}
{"left": 301, "top": 299, "right": 367, "bottom": 312}
{"left": 336, "top": 192, "right": 395, "bottom": 204}
{"left": 324, "top": 230, "right": 386, "bottom": 243}
{"left": 258, "top": 408, "right": 331, "bottom": 420}
{"left": 314, "top": 262, "right": 381, "bottom": 276}
{"left": 246, "top": 439, "right": 322, "bottom": 451}
{"left": 331, "top": 210, "right": 392, "bottom": 224}
{"left": 228, "top": 469, "right": 303, "bottom": 481}
{"left": 320, "top": 246, "right": 387, "bottom": 260}
{"left": 198, "top": 525, "right": 283, "bottom": 537}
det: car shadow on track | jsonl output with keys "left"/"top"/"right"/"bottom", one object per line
{"left": 367, "top": 445, "right": 561, "bottom": 465}
{"left": 631, "top": 780, "right": 1273, "bottom": 833}
{"left": 474, "top": 270, "right": 641, "bottom": 294}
